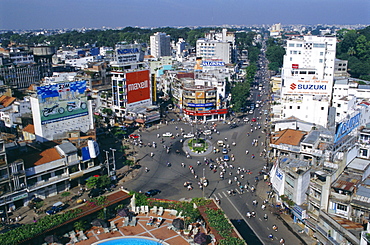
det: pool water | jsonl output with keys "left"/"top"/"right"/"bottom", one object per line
{"left": 94, "top": 237, "right": 167, "bottom": 245}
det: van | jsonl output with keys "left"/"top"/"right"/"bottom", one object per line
{"left": 217, "top": 140, "right": 224, "bottom": 146}
{"left": 46, "top": 201, "right": 65, "bottom": 215}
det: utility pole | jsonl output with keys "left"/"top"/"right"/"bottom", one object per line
{"left": 103, "top": 150, "right": 110, "bottom": 176}
{"left": 109, "top": 148, "right": 116, "bottom": 171}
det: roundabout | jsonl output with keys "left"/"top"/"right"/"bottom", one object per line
{"left": 182, "top": 137, "right": 213, "bottom": 156}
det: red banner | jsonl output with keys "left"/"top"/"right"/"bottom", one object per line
{"left": 126, "top": 70, "right": 150, "bottom": 104}
{"left": 183, "top": 108, "right": 228, "bottom": 116}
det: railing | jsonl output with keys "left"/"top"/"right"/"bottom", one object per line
{"left": 27, "top": 174, "right": 69, "bottom": 191}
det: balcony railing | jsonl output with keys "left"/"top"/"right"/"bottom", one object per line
{"left": 27, "top": 174, "right": 69, "bottom": 191}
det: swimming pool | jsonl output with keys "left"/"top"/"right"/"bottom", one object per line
{"left": 92, "top": 236, "right": 169, "bottom": 245}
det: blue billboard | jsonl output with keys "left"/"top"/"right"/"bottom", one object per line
{"left": 202, "top": 61, "right": 225, "bottom": 66}
{"left": 37, "top": 81, "right": 88, "bottom": 125}
{"left": 334, "top": 113, "right": 361, "bottom": 143}
{"left": 187, "top": 103, "right": 214, "bottom": 107}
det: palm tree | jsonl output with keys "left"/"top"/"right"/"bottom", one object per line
{"left": 347, "top": 46, "right": 356, "bottom": 56}
{"left": 74, "top": 220, "right": 87, "bottom": 232}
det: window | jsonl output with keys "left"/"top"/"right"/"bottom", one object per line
{"left": 290, "top": 57, "right": 292, "bottom": 61}
{"left": 321, "top": 107, "right": 324, "bottom": 110}
{"left": 293, "top": 51, "right": 297, "bottom": 54}
{"left": 337, "top": 204, "right": 347, "bottom": 211}
{"left": 337, "top": 104, "right": 341, "bottom": 107}
{"left": 319, "top": 59, "right": 323, "bottom": 63}
{"left": 289, "top": 106, "right": 292, "bottom": 109}
{"left": 297, "top": 106, "right": 300, "bottom": 109}
{"left": 289, "top": 43, "right": 295, "bottom": 47}
{"left": 320, "top": 52, "right": 324, "bottom": 56}
{"left": 296, "top": 43, "right": 302, "bottom": 47}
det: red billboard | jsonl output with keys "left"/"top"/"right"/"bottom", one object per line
{"left": 126, "top": 70, "right": 150, "bottom": 104}
{"left": 292, "top": 64, "right": 299, "bottom": 69}
{"left": 183, "top": 108, "right": 228, "bottom": 116}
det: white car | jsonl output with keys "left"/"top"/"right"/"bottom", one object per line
{"left": 203, "top": 130, "right": 212, "bottom": 135}
{"left": 162, "top": 132, "right": 173, "bottom": 137}
{"left": 243, "top": 118, "right": 249, "bottom": 122}
{"left": 183, "top": 133, "right": 195, "bottom": 138}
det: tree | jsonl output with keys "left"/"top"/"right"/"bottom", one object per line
{"left": 86, "top": 175, "right": 111, "bottom": 189}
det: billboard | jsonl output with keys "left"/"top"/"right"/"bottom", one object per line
{"left": 195, "top": 91, "right": 205, "bottom": 99}
{"left": 116, "top": 44, "right": 143, "bottom": 64}
{"left": 202, "top": 60, "right": 225, "bottom": 67}
{"left": 334, "top": 113, "right": 361, "bottom": 143}
{"left": 37, "top": 81, "right": 88, "bottom": 125}
{"left": 285, "top": 79, "right": 330, "bottom": 95}
{"left": 126, "top": 70, "right": 150, "bottom": 104}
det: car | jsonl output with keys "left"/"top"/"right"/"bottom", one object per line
{"left": 88, "top": 188, "right": 105, "bottom": 198}
{"left": 203, "top": 130, "right": 212, "bottom": 135}
{"left": 243, "top": 118, "right": 249, "bottom": 122}
{"left": 183, "top": 133, "right": 195, "bottom": 138}
{"left": 222, "top": 148, "right": 228, "bottom": 154}
{"left": 264, "top": 110, "right": 268, "bottom": 115}
{"left": 223, "top": 155, "right": 230, "bottom": 161}
{"left": 46, "top": 201, "right": 65, "bottom": 215}
{"left": 249, "top": 110, "right": 254, "bottom": 114}
{"left": 144, "top": 189, "right": 161, "bottom": 197}
{"left": 162, "top": 132, "right": 173, "bottom": 137}
{"left": 229, "top": 124, "right": 239, "bottom": 129}
{"left": 129, "top": 134, "right": 140, "bottom": 139}
{"left": 217, "top": 140, "right": 224, "bottom": 146}
{"left": 252, "top": 118, "right": 257, "bottom": 122}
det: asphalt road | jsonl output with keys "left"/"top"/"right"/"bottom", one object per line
{"left": 121, "top": 52, "right": 304, "bottom": 245}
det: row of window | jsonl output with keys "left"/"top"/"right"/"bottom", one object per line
{"left": 289, "top": 43, "right": 303, "bottom": 47}
{"left": 285, "top": 105, "right": 325, "bottom": 110}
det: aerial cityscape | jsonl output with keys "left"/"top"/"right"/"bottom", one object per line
{"left": 0, "top": 1, "right": 370, "bottom": 245}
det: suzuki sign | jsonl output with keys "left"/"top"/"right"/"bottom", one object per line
{"left": 286, "top": 80, "right": 330, "bottom": 95}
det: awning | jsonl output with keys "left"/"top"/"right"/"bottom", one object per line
{"left": 135, "top": 119, "right": 145, "bottom": 124}
{"left": 123, "top": 120, "right": 134, "bottom": 124}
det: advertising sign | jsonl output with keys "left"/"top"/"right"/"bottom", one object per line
{"left": 126, "top": 70, "right": 150, "bottom": 104}
{"left": 183, "top": 108, "right": 227, "bottom": 116}
{"left": 202, "top": 61, "right": 225, "bottom": 66}
{"left": 187, "top": 103, "right": 214, "bottom": 107}
{"left": 292, "top": 64, "right": 299, "bottom": 69}
{"left": 334, "top": 113, "right": 361, "bottom": 143}
{"left": 37, "top": 81, "right": 88, "bottom": 125}
{"left": 286, "top": 79, "right": 330, "bottom": 95}
{"left": 116, "top": 44, "right": 143, "bottom": 64}
{"left": 195, "top": 91, "right": 205, "bottom": 99}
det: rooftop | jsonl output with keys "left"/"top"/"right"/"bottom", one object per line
{"left": 271, "top": 129, "right": 307, "bottom": 146}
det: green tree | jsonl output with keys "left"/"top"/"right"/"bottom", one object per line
{"left": 86, "top": 175, "right": 111, "bottom": 189}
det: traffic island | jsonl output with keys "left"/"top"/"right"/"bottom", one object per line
{"left": 183, "top": 138, "right": 213, "bottom": 156}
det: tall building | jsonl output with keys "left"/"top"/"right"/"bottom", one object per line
{"left": 110, "top": 44, "right": 153, "bottom": 123}
{"left": 279, "top": 36, "right": 337, "bottom": 127}
{"left": 150, "top": 32, "right": 171, "bottom": 58}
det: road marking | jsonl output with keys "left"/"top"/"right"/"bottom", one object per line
{"left": 218, "top": 193, "right": 223, "bottom": 198}
{"left": 235, "top": 189, "right": 241, "bottom": 195}
{"left": 222, "top": 192, "right": 227, "bottom": 198}
{"left": 267, "top": 227, "right": 270, "bottom": 230}
{"left": 223, "top": 194, "right": 265, "bottom": 245}
{"left": 259, "top": 218, "right": 262, "bottom": 221}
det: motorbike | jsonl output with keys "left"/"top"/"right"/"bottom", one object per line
{"left": 42, "top": 104, "right": 65, "bottom": 117}
{"left": 66, "top": 99, "right": 87, "bottom": 112}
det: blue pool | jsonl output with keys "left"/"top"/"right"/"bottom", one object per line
{"left": 93, "top": 236, "right": 168, "bottom": 245}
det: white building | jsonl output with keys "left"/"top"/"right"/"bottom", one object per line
{"left": 65, "top": 56, "right": 95, "bottom": 69}
{"left": 196, "top": 39, "right": 233, "bottom": 64}
{"left": 279, "top": 36, "right": 337, "bottom": 127}
{"left": 150, "top": 32, "right": 171, "bottom": 58}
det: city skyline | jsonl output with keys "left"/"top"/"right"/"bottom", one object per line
{"left": 0, "top": 0, "right": 369, "bottom": 30}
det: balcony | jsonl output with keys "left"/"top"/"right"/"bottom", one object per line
{"left": 27, "top": 173, "right": 69, "bottom": 192}
{"left": 300, "top": 148, "right": 323, "bottom": 156}
{"left": 330, "top": 192, "right": 351, "bottom": 203}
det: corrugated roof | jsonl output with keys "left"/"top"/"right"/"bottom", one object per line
{"left": 271, "top": 129, "right": 307, "bottom": 146}
{"left": 57, "top": 142, "right": 77, "bottom": 154}
{"left": 302, "top": 130, "right": 319, "bottom": 145}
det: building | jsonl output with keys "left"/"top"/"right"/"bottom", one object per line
{"left": 196, "top": 39, "right": 233, "bottom": 64}
{"left": 29, "top": 80, "right": 94, "bottom": 142}
{"left": 279, "top": 36, "right": 337, "bottom": 127}
{"left": 110, "top": 43, "right": 154, "bottom": 124}
{"left": 150, "top": 32, "right": 171, "bottom": 58}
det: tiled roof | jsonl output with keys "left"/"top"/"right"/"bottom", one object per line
{"left": 271, "top": 129, "right": 307, "bottom": 146}
{"left": 23, "top": 124, "right": 35, "bottom": 134}
{"left": 23, "top": 148, "right": 61, "bottom": 168}
{"left": 0, "top": 95, "right": 15, "bottom": 108}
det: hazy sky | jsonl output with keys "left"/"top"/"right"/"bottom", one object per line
{"left": 0, "top": 0, "right": 369, "bottom": 30}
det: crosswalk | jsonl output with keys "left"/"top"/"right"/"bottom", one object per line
{"left": 213, "top": 187, "right": 251, "bottom": 199}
